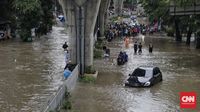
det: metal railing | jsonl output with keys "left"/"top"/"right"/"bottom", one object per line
{"left": 43, "top": 65, "right": 79, "bottom": 112}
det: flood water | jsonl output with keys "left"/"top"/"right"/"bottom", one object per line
{"left": 0, "top": 26, "right": 200, "bottom": 112}
{"left": 0, "top": 26, "right": 67, "bottom": 111}
{"left": 71, "top": 34, "right": 200, "bottom": 112}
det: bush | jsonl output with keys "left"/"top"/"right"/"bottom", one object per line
{"left": 166, "top": 27, "right": 175, "bottom": 37}
{"left": 85, "top": 66, "right": 96, "bottom": 74}
{"left": 61, "top": 92, "right": 72, "bottom": 110}
{"left": 94, "top": 41, "right": 103, "bottom": 49}
{"left": 19, "top": 29, "right": 32, "bottom": 42}
{"left": 62, "top": 100, "right": 72, "bottom": 110}
{"left": 94, "top": 49, "right": 103, "bottom": 59}
{"left": 79, "top": 75, "right": 96, "bottom": 83}
{"left": 110, "top": 16, "right": 119, "bottom": 22}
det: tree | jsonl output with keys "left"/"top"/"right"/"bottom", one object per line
{"left": 12, "top": 0, "right": 54, "bottom": 41}
{"left": 13, "top": 0, "right": 42, "bottom": 41}
{"left": 39, "top": 0, "right": 54, "bottom": 35}
{"left": 140, "top": 0, "right": 200, "bottom": 45}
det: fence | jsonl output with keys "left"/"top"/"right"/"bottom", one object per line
{"left": 43, "top": 65, "right": 79, "bottom": 112}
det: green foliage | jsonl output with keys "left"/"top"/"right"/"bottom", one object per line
{"left": 39, "top": 0, "right": 54, "bottom": 34}
{"left": 79, "top": 76, "right": 96, "bottom": 83}
{"left": 140, "top": 0, "right": 170, "bottom": 22}
{"left": 110, "top": 16, "right": 118, "bottom": 22}
{"left": 62, "top": 100, "right": 72, "bottom": 110}
{"left": 166, "top": 27, "right": 175, "bottom": 37}
{"left": 49, "top": 111, "right": 55, "bottom": 112}
{"left": 19, "top": 29, "right": 32, "bottom": 42}
{"left": 177, "top": 0, "right": 196, "bottom": 7}
{"left": 61, "top": 91, "right": 72, "bottom": 111}
{"left": 12, "top": 0, "right": 54, "bottom": 41}
{"left": 95, "top": 41, "right": 103, "bottom": 49}
{"left": 13, "top": 0, "right": 41, "bottom": 14}
{"left": 94, "top": 49, "right": 103, "bottom": 59}
{"left": 140, "top": 0, "right": 200, "bottom": 41}
{"left": 124, "top": 0, "right": 137, "bottom": 4}
{"left": 85, "top": 66, "right": 96, "bottom": 74}
{"left": 64, "top": 91, "right": 71, "bottom": 98}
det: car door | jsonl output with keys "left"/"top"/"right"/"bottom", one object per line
{"left": 153, "top": 67, "right": 161, "bottom": 83}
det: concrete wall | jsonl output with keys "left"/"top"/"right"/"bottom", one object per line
{"left": 43, "top": 65, "right": 79, "bottom": 112}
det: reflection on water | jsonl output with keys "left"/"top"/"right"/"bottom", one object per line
{"left": 0, "top": 26, "right": 68, "bottom": 111}
{"left": 71, "top": 35, "right": 200, "bottom": 112}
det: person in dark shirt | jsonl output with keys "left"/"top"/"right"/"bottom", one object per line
{"left": 134, "top": 41, "right": 138, "bottom": 54}
{"left": 149, "top": 43, "right": 153, "bottom": 53}
{"left": 138, "top": 43, "right": 142, "bottom": 55}
{"left": 62, "top": 42, "right": 68, "bottom": 50}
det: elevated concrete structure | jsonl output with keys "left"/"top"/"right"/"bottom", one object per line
{"left": 58, "top": 0, "right": 124, "bottom": 74}
{"left": 170, "top": 0, "right": 200, "bottom": 15}
{"left": 113, "top": 0, "right": 124, "bottom": 16}
{"left": 99, "top": 0, "right": 111, "bottom": 37}
{"left": 59, "top": 0, "right": 101, "bottom": 74}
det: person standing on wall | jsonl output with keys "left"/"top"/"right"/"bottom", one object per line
{"left": 62, "top": 42, "right": 68, "bottom": 50}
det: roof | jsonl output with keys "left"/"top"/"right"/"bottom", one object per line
{"left": 138, "top": 66, "right": 155, "bottom": 71}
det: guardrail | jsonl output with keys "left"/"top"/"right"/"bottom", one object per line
{"left": 43, "top": 65, "right": 79, "bottom": 112}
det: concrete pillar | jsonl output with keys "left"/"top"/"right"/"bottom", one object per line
{"left": 59, "top": 0, "right": 101, "bottom": 69}
{"left": 84, "top": 0, "right": 101, "bottom": 66}
{"left": 99, "top": 0, "right": 111, "bottom": 37}
{"left": 59, "top": 0, "right": 77, "bottom": 64}
{"left": 113, "top": 0, "right": 124, "bottom": 16}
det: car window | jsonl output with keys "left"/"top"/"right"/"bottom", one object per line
{"left": 153, "top": 67, "right": 160, "bottom": 75}
{"left": 132, "top": 68, "right": 146, "bottom": 77}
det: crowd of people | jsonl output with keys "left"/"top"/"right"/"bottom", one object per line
{"left": 61, "top": 16, "right": 155, "bottom": 78}
{"left": 105, "top": 22, "right": 141, "bottom": 42}
{"left": 102, "top": 18, "right": 155, "bottom": 66}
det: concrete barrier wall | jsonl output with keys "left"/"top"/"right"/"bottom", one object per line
{"left": 43, "top": 65, "right": 79, "bottom": 112}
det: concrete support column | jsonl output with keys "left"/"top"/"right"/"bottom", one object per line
{"left": 99, "top": 0, "right": 111, "bottom": 37}
{"left": 59, "top": 0, "right": 77, "bottom": 64}
{"left": 59, "top": 0, "right": 101, "bottom": 73}
{"left": 84, "top": 0, "right": 101, "bottom": 66}
{"left": 114, "top": 0, "right": 124, "bottom": 16}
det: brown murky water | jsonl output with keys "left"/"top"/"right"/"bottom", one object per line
{"left": 0, "top": 25, "right": 199, "bottom": 112}
{"left": 0, "top": 26, "right": 67, "bottom": 111}
{"left": 71, "top": 34, "right": 200, "bottom": 112}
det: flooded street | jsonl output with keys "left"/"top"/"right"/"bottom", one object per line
{"left": 71, "top": 35, "right": 200, "bottom": 112}
{"left": 0, "top": 26, "right": 200, "bottom": 112}
{"left": 0, "top": 26, "right": 67, "bottom": 111}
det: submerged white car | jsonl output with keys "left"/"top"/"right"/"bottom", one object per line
{"left": 125, "top": 66, "right": 163, "bottom": 87}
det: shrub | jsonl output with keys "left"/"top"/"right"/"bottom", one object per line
{"left": 79, "top": 75, "right": 96, "bottom": 83}
{"left": 94, "top": 49, "right": 102, "bottom": 59}
{"left": 62, "top": 100, "right": 72, "bottom": 110}
{"left": 94, "top": 41, "right": 103, "bottom": 49}
{"left": 85, "top": 66, "right": 96, "bottom": 74}
{"left": 166, "top": 27, "right": 175, "bottom": 37}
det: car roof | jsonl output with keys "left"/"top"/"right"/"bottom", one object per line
{"left": 138, "top": 66, "right": 156, "bottom": 71}
{"left": 135, "top": 66, "right": 153, "bottom": 78}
